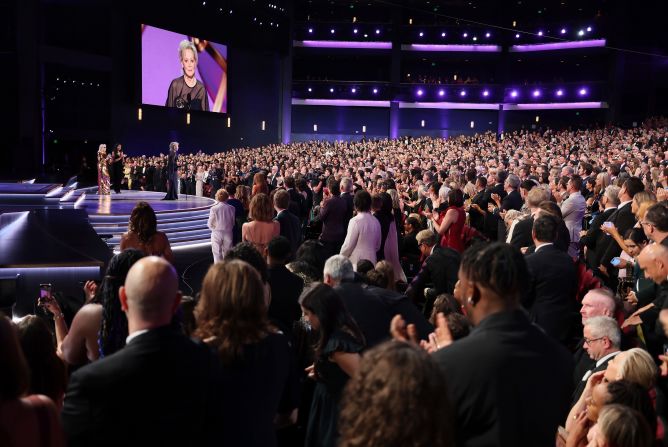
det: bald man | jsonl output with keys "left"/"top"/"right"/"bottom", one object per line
{"left": 63, "top": 257, "right": 222, "bottom": 447}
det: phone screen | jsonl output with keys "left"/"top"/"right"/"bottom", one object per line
{"left": 39, "top": 284, "right": 52, "bottom": 299}
{"left": 611, "top": 258, "right": 621, "bottom": 267}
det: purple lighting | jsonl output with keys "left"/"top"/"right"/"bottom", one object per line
{"left": 579, "top": 88, "right": 588, "bottom": 96}
{"left": 308, "top": 87, "right": 312, "bottom": 92}
{"left": 441, "top": 32, "right": 446, "bottom": 37}
{"left": 405, "top": 44, "right": 501, "bottom": 52}
{"left": 373, "top": 88, "right": 378, "bottom": 94}
{"left": 510, "top": 39, "right": 606, "bottom": 52}
{"left": 510, "top": 90, "right": 518, "bottom": 98}
{"left": 560, "top": 28, "right": 566, "bottom": 34}
{"left": 438, "top": 89, "right": 445, "bottom": 97}
{"left": 353, "top": 29, "right": 358, "bottom": 34}
{"left": 351, "top": 88, "right": 357, "bottom": 93}
{"left": 329, "top": 88, "right": 334, "bottom": 93}
{"left": 485, "top": 32, "right": 491, "bottom": 38}
{"left": 296, "top": 40, "right": 393, "bottom": 49}
{"left": 587, "top": 26, "right": 592, "bottom": 32}
{"left": 506, "top": 102, "right": 606, "bottom": 111}
{"left": 556, "top": 89, "right": 564, "bottom": 97}
{"left": 463, "top": 33, "right": 468, "bottom": 38}
{"left": 417, "top": 89, "right": 424, "bottom": 96}
{"left": 308, "top": 28, "right": 313, "bottom": 33}
{"left": 460, "top": 90, "right": 467, "bottom": 97}
{"left": 375, "top": 29, "right": 380, "bottom": 35}
{"left": 533, "top": 90, "right": 541, "bottom": 97}
{"left": 482, "top": 90, "right": 490, "bottom": 97}
{"left": 538, "top": 30, "right": 543, "bottom": 36}
{"left": 515, "top": 33, "right": 520, "bottom": 39}
{"left": 330, "top": 29, "right": 335, "bottom": 34}
{"left": 419, "top": 31, "right": 424, "bottom": 37}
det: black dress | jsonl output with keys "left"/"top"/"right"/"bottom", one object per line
{"left": 111, "top": 151, "right": 124, "bottom": 193}
{"left": 165, "top": 76, "right": 209, "bottom": 112}
{"left": 305, "top": 330, "right": 363, "bottom": 447}
{"left": 218, "top": 332, "right": 299, "bottom": 447}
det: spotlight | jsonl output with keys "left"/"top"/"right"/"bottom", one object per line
{"left": 532, "top": 90, "right": 541, "bottom": 97}
{"left": 482, "top": 90, "right": 490, "bottom": 97}
{"left": 578, "top": 30, "right": 584, "bottom": 36}
{"left": 353, "top": 29, "right": 358, "bottom": 34}
{"left": 560, "top": 28, "right": 566, "bottom": 34}
{"left": 419, "top": 31, "right": 424, "bottom": 37}
{"left": 308, "top": 28, "right": 313, "bottom": 33}
{"left": 329, "top": 88, "right": 334, "bottom": 93}
{"left": 515, "top": 33, "right": 520, "bottom": 39}
{"left": 441, "top": 32, "right": 446, "bottom": 37}
{"left": 510, "top": 90, "right": 518, "bottom": 98}
{"left": 351, "top": 88, "right": 357, "bottom": 93}
{"left": 375, "top": 29, "right": 380, "bottom": 34}
{"left": 373, "top": 88, "right": 378, "bottom": 94}
{"left": 556, "top": 89, "right": 564, "bottom": 97}
{"left": 538, "top": 30, "right": 543, "bottom": 36}
{"left": 473, "top": 36, "right": 477, "bottom": 41}
{"left": 460, "top": 90, "right": 467, "bottom": 97}
{"left": 438, "top": 89, "right": 445, "bottom": 97}
{"left": 579, "top": 88, "right": 588, "bottom": 96}
{"left": 587, "top": 26, "right": 592, "bottom": 32}
{"left": 485, "top": 32, "right": 491, "bottom": 38}
{"left": 417, "top": 89, "right": 424, "bottom": 97}
{"left": 308, "top": 87, "right": 312, "bottom": 92}
{"left": 463, "top": 32, "right": 468, "bottom": 38}
{"left": 330, "top": 29, "right": 335, "bottom": 34}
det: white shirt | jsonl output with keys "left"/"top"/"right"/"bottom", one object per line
{"left": 618, "top": 200, "right": 632, "bottom": 209}
{"left": 581, "top": 350, "right": 620, "bottom": 382}
{"left": 534, "top": 242, "right": 554, "bottom": 252}
{"left": 126, "top": 329, "right": 150, "bottom": 345}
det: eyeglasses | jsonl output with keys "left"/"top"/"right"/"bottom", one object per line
{"left": 583, "top": 336, "right": 604, "bottom": 345}
{"left": 640, "top": 221, "right": 654, "bottom": 228}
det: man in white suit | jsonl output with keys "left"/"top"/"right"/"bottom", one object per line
{"left": 340, "top": 190, "right": 381, "bottom": 269}
{"left": 561, "top": 175, "right": 587, "bottom": 258}
{"left": 208, "top": 189, "right": 236, "bottom": 263}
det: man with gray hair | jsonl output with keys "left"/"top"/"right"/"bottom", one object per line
{"left": 324, "top": 255, "right": 393, "bottom": 347}
{"left": 581, "top": 185, "right": 620, "bottom": 271}
{"left": 571, "top": 316, "right": 621, "bottom": 404}
{"left": 340, "top": 176, "right": 354, "bottom": 230}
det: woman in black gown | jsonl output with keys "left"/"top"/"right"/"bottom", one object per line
{"left": 194, "top": 260, "right": 299, "bottom": 447}
{"left": 111, "top": 143, "right": 125, "bottom": 193}
{"left": 300, "top": 283, "right": 364, "bottom": 447}
{"left": 165, "top": 40, "right": 209, "bottom": 112}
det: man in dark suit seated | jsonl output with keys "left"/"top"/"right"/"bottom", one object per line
{"left": 571, "top": 316, "right": 621, "bottom": 405}
{"left": 523, "top": 214, "right": 578, "bottom": 345}
{"left": 273, "top": 190, "right": 302, "bottom": 259}
{"left": 580, "top": 185, "right": 620, "bottom": 271}
{"left": 324, "top": 255, "right": 394, "bottom": 348}
{"left": 405, "top": 230, "right": 460, "bottom": 315}
{"left": 62, "top": 257, "right": 222, "bottom": 447}
{"left": 266, "top": 236, "right": 304, "bottom": 336}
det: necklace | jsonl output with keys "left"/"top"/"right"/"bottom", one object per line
{"left": 184, "top": 75, "right": 197, "bottom": 88}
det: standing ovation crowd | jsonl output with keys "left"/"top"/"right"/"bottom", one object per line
{"left": 4, "top": 117, "right": 668, "bottom": 447}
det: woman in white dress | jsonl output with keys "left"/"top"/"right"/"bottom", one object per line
{"left": 195, "top": 165, "right": 205, "bottom": 197}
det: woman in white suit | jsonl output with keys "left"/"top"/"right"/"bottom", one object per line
{"left": 340, "top": 190, "right": 381, "bottom": 269}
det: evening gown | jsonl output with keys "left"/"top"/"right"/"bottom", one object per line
{"left": 305, "top": 330, "right": 363, "bottom": 447}
{"left": 195, "top": 172, "right": 204, "bottom": 196}
{"left": 97, "top": 155, "right": 111, "bottom": 195}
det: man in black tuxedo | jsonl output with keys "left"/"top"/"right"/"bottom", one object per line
{"left": 62, "top": 257, "right": 222, "bottom": 447}
{"left": 405, "top": 230, "right": 460, "bottom": 314}
{"left": 324, "top": 255, "right": 394, "bottom": 348}
{"left": 208, "top": 162, "right": 223, "bottom": 199}
{"left": 340, "top": 177, "right": 355, "bottom": 231}
{"left": 571, "top": 316, "right": 621, "bottom": 405}
{"left": 266, "top": 236, "right": 304, "bottom": 335}
{"left": 523, "top": 214, "right": 578, "bottom": 345}
{"left": 467, "top": 176, "right": 489, "bottom": 233}
{"left": 318, "top": 178, "right": 348, "bottom": 259}
{"left": 596, "top": 177, "right": 644, "bottom": 287}
{"left": 163, "top": 141, "right": 179, "bottom": 200}
{"left": 284, "top": 176, "right": 306, "bottom": 223}
{"left": 580, "top": 185, "right": 619, "bottom": 271}
{"left": 273, "top": 190, "right": 302, "bottom": 259}
{"left": 509, "top": 186, "right": 551, "bottom": 250}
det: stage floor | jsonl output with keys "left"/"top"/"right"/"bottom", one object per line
{"left": 78, "top": 191, "right": 214, "bottom": 215}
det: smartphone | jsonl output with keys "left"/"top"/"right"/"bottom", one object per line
{"left": 602, "top": 222, "right": 614, "bottom": 229}
{"left": 38, "top": 283, "right": 52, "bottom": 307}
{"left": 611, "top": 257, "right": 621, "bottom": 267}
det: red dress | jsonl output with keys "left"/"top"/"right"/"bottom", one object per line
{"left": 440, "top": 206, "right": 466, "bottom": 253}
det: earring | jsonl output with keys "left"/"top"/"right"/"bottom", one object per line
{"left": 466, "top": 296, "right": 474, "bottom": 306}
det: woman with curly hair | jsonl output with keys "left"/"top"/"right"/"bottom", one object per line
{"left": 300, "top": 283, "right": 365, "bottom": 447}
{"left": 339, "top": 341, "right": 453, "bottom": 447}
{"left": 194, "top": 260, "right": 298, "bottom": 447}
{"left": 120, "top": 201, "right": 173, "bottom": 263}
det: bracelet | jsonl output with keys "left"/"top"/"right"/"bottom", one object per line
{"left": 53, "top": 313, "right": 65, "bottom": 320}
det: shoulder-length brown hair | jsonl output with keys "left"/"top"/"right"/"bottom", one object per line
{"left": 248, "top": 193, "right": 274, "bottom": 222}
{"left": 339, "top": 341, "right": 453, "bottom": 447}
{"left": 194, "top": 260, "right": 271, "bottom": 365}
{"left": 0, "top": 315, "right": 30, "bottom": 401}
{"left": 128, "top": 201, "right": 158, "bottom": 244}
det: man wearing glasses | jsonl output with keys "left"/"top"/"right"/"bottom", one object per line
{"left": 641, "top": 202, "right": 668, "bottom": 246}
{"left": 571, "top": 316, "right": 621, "bottom": 405}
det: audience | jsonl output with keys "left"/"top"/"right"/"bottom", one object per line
{"left": 208, "top": 188, "right": 236, "bottom": 263}
{"left": 119, "top": 201, "right": 173, "bottom": 263}
{"left": 242, "top": 193, "right": 280, "bottom": 254}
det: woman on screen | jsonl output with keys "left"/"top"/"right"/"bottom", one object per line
{"left": 166, "top": 39, "right": 210, "bottom": 112}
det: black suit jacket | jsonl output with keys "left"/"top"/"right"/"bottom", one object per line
{"left": 433, "top": 309, "right": 573, "bottom": 447}
{"left": 319, "top": 195, "right": 348, "bottom": 243}
{"left": 335, "top": 280, "right": 394, "bottom": 348}
{"left": 340, "top": 192, "right": 354, "bottom": 230}
{"left": 597, "top": 202, "right": 635, "bottom": 267}
{"left": 581, "top": 207, "right": 616, "bottom": 270}
{"left": 468, "top": 189, "right": 488, "bottom": 232}
{"left": 363, "top": 284, "right": 434, "bottom": 341}
{"left": 274, "top": 210, "right": 302, "bottom": 258}
{"left": 523, "top": 244, "right": 578, "bottom": 344}
{"left": 62, "top": 326, "right": 222, "bottom": 447}
{"left": 509, "top": 216, "right": 534, "bottom": 250}
{"left": 267, "top": 264, "right": 304, "bottom": 335}
{"left": 571, "top": 352, "right": 619, "bottom": 406}
{"left": 406, "top": 246, "right": 460, "bottom": 303}
{"left": 501, "top": 189, "right": 523, "bottom": 212}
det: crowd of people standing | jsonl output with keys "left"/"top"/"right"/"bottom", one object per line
{"left": 4, "top": 117, "right": 668, "bottom": 447}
